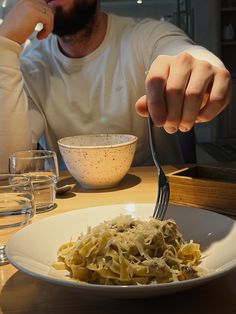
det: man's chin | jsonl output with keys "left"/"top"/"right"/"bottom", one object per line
{"left": 52, "top": 0, "right": 98, "bottom": 37}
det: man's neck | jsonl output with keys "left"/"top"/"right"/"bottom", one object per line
{"left": 57, "top": 12, "right": 107, "bottom": 58}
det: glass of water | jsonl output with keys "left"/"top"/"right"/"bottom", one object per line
{"left": 30, "top": 174, "right": 56, "bottom": 212}
{"left": 9, "top": 150, "right": 59, "bottom": 213}
{"left": 0, "top": 174, "right": 35, "bottom": 265}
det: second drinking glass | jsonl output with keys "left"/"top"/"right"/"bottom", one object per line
{"left": 9, "top": 150, "right": 59, "bottom": 213}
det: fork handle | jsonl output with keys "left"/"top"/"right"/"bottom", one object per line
{"left": 147, "top": 115, "right": 160, "bottom": 173}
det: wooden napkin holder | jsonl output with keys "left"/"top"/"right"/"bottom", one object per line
{"left": 167, "top": 165, "right": 236, "bottom": 217}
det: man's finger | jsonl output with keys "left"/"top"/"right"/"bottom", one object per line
{"left": 179, "top": 61, "right": 214, "bottom": 132}
{"left": 36, "top": 5, "right": 54, "bottom": 39}
{"left": 197, "top": 68, "right": 232, "bottom": 122}
{"left": 146, "top": 56, "right": 170, "bottom": 126}
{"left": 135, "top": 95, "right": 148, "bottom": 117}
{"left": 164, "top": 53, "right": 192, "bottom": 133}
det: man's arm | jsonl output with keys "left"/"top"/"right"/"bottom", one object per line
{"left": 0, "top": 0, "right": 54, "bottom": 172}
{"left": 134, "top": 21, "right": 232, "bottom": 134}
{"left": 0, "top": 36, "right": 32, "bottom": 172}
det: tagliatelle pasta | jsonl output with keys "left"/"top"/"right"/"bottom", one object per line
{"left": 52, "top": 215, "right": 203, "bottom": 285}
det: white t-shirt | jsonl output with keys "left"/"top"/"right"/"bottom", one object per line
{"left": 0, "top": 13, "right": 224, "bottom": 171}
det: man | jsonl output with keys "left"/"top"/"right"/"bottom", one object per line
{"left": 0, "top": 0, "right": 232, "bottom": 172}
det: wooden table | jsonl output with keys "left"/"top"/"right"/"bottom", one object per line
{"left": 1, "top": 166, "right": 236, "bottom": 314}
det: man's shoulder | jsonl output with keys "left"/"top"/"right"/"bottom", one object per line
{"left": 107, "top": 12, "right": 159, "bottom": 24}
{"left": 107, "top": 12, "right": 176, "bottom": 38}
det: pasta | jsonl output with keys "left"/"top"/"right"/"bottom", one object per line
{"left": 52, "top": 215, "right": 202, "bottom": 285}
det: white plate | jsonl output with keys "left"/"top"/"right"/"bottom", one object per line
{"left": 5, "top": 204, "right": 236, "bottom": 299}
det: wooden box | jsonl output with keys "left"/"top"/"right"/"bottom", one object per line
{"left": 167, "top": 165, "right": 236, "bottom": 218}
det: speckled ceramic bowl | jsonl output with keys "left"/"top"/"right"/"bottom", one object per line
{"left": 58, "top": 134, "right": 138, "bottom": 189}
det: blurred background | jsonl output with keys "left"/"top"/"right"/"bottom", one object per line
{"left": 1, "top": 0, "right": 236, "bottom": 164}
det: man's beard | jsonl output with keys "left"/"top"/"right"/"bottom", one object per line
{"left": 52, "top": 1, "right": 98, "bottom": 37}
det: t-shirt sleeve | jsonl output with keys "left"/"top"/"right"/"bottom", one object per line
{"left": 133, "top": 19, "right": 224, "bottom": 70}
{"left": 0, "top": 36, "right": 32, "bottom": 172}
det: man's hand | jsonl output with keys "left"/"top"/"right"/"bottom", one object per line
{"left": 0, "top": 0, "right": 54, "bottom": 45}
{"left": 135, "top": 52, "right": 232, "bottom": 133}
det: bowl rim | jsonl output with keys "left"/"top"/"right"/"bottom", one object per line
{"left": 57, "top": 134, "right": 138, "bottom": 149}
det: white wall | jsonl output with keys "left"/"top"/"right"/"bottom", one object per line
{"left": 101, "top": 1, "right": 178, "bottom": 22}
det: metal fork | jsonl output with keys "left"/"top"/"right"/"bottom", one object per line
{"left": 147, "top": 115, "right": 170, "bottom": 220}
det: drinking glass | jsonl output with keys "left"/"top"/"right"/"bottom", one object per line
{"left": 9, "top": 150, "right": 59, "bottom": 213}
{"left": 30, "top": 174, "right": 56, "bottom": 212}
{"left": 0, "top": 174, "right": 35, "bottom": 265}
